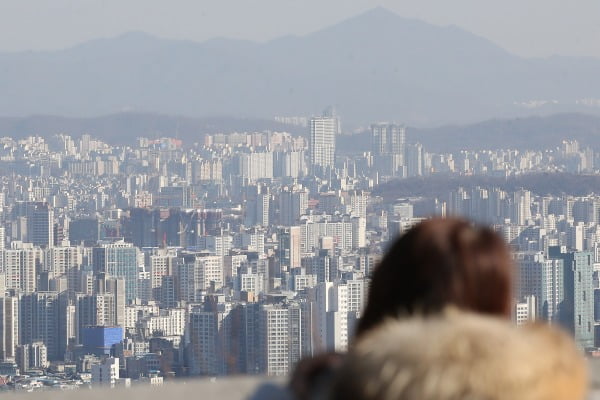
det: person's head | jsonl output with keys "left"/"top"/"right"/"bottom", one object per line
{"left": 357, "top": 217, "right": 513, "bottom": 337}
{"left": 332, "top": 311, "right": 588, "bottom": 400}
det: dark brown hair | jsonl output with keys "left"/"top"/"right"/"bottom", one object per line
{"left": 356, "top": 218, "right": 514, "bottom": 337}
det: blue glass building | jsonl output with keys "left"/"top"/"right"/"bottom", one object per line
{"left": 82, "top": 326, "right": 124, "bottom": 356}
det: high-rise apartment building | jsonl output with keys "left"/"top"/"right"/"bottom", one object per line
{"left": 187, "top": 301, "right": 232, "bottom": 376}
{"left": 31, "top": 203, "right": 54, "bottom": 248}
{"left": 371, "top": 123, "right": 406, "bottom": 157}
{"left": 45, "top": 246, "right": 82, "bottom": 296}
{"left": 513, "top": 189, "right": 532, "bottom": 226}
{"left": 16, "top": 342, "right": 48, "bottom": 372}
{"left": 91, "top": 357, "right": 120, "bottom": 387}
{"left": 406, "top": 143, "right": 424, "bottom": 177}
{"left": 198, "top": 234, "right": 233, "bottom": 257}
{"left": 279, "top": 226, "right": 301, "bottom": 270}
{"left": 238, "top": 152, "right": 274, "bottom": 182}
{"left": 370, "top": 123, "right": 406, "bottom": 176}
{"left": 516, "top": 252, "right": 564, "bottom": 322}
{"left": 18, "top": 202, "right": 55, "bottom": 248}
{"left": 351, "top": 217, "right": 367, "bottom": 250}
{"left": 549, "top": 246, "right": 594, "bottom": 349}
{"left": 279, "top": 186, "right": 308, "bottom": 226}
{"left": 2, "top": 247, "right": 38, "bottom": 294}
{"left": 196, "top": 255, "right": 224, "bottom": 291}
{"left": 345, "top": 190, "right": 369, "bottom": 219}
{"left": 227, "top": 302, "right": 260, "bottom": 374}
{"left": 257, "top": 193, "right": 270, "bottom": 227}
{"left": 179, "top": 255, "right": 223, "bottom": 302}
{"left": 258, "top": 304, "right": 291, "bottom": 376}
{"left": 149, "top": 249, "right": 177, "bottom": 300}
{"left": 93, "top": 241, "right": 139, "bottom": 302}
{"left": 0, "top": 296, "right": 19, "bottom": 361}
{"left": 309, "top": 116, "right": 338, "bottom": 174}
{"left": 20, "top": 292, "right": 66, "bottom": 361}
{"left": 311, "top": 282, "right": 350, "bottom": 353}
{"left": 138, "top": 308, "right": 185, "bottom": 338}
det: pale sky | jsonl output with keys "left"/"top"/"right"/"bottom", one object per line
{"left": 2, "top": 0, "right": 600, "bottom": 58}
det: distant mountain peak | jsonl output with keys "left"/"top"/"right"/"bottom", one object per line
{"left": 358, "top": 6, "right": 399, "bottom": 18}
{"left": 340, "top": 6, "right": 421, "bottom": 26}
{"left": 115, "top": 31, "right": 157, "bottom": 40}
{"left": 307, "top": 6, "right": 450, "bottom": 41}
{"left": 0, "top": 8, "right": 599, "bottom": 125}
{"left": 66, "top": 30, "right": 164, "bottom": 52}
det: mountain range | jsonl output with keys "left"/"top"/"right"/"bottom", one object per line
{"left": 2, "top": 112, "right": 600, "bottom": 152}
{"left": 1, "top": 7, "right": 600, "bottom": 127}
{"left": 0, "top": 113, "right": 302, "bottom": 145}
{"left": 337, "top": 113, "right": 600, "bottom": 153}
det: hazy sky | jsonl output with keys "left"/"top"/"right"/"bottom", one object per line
{"left": 2, "top": 0, "right": 600, "bottom": 58}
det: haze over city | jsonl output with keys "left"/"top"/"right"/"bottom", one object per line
{"left": 0, "top": 1, "right": 599, "bottom": 398}
{"left": 1, "top": 5, "right": 600, "bottom": 126}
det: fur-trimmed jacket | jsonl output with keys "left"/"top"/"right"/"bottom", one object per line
{"left": 329, "top": 310, "right": 588, "bottom": 400}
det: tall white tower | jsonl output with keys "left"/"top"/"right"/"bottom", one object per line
{"left": 310, "top": 116, "right": 338, "bottom": 173}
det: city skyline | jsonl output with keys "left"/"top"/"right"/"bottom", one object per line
{"left": 0, "top": 110, "right": 596, "bottom": 390}
{"left": 0, "top": 1, "right": 598, "bottom": 395}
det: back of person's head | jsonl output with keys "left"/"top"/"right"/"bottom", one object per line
{"left": 332, "top": 310, "right": 588, "bottom": 400}
{"left": 357, "top": 218, "right": 513, "bottom": 337}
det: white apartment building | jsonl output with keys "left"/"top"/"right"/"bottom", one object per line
{"left": 91, "top": 357, "right": 119, "bottom": 387}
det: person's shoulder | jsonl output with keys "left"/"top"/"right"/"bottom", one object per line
{"left": 248, "top": 382, "right": 293, "bottom": 400}
{"left": 335, "top": 311, "right": 588, "bottom": 400}
{"left": 289, "top": 352, "right": 345, "bottom": 400}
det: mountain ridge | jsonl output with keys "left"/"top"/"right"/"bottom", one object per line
{"left": 0, "top": 112, "right": 304, "bottom": 145}
{"left": 0, "top": 8, "right": 599, "bottom": 126}
{"left": 342, "top": 112, "right": 600, "bottom": 153}
{"left": 1, "top": 112, "right": 600, "bottom": 152}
